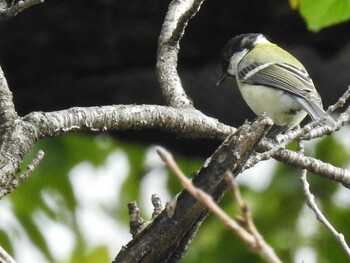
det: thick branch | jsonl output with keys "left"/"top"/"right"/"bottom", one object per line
{"left": 0, "top": 104, "right": 234, "bottom": 198}
{"left": 2, "top": 102, "right": 349, "bottom": 198}
{"left": 113, "top": 117, "right": 273, "bottom": 262}
{"left": 1, "top": 100, "right": 349, "bottom": 199}
{"left": 25, "top": 105, "right": 234, "bottom": 139}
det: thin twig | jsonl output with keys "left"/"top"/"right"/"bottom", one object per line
{"left": 0, "top": 150, "right": 44, "bottom": 198}
{"left": 17, "top": 150, "right": 45, "bottom": 182}
{"left": 225, "top": 172, "right": 259, "bottom": 235}
{"left": 243, "top": 145, "right": 283, "bottom": 171}
{"left": 298, "top": 139, "right": 350, "bottom": 259}
{"left": 156, "top": 146, "right": 282, "bottom": 263}
{"left": 224, "top": 172, "right": 282, "bottom": 263}
{"left": 327, "top": 86, "right": 350, "bottom": 114}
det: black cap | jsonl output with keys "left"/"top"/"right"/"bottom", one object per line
{"left": 219, "top": 33, "right": 262, "bottom": 76}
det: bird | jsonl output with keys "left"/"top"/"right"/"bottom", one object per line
{"left": 217, "top": 33, "right": 335, "bottom": 135}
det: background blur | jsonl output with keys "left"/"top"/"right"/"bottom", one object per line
{"left": 0, "top": 0, "right": 350, "bottom": 262}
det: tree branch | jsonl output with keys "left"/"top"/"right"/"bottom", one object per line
{"left": 300, "top": 169, "right": 350, "bottom": 258}
{"left": 2, "top": 100, "right": 349, "bottom": 199}
{"left": 0, "top": 104, "right": 234, "bottom": 199}
{"left": 327, "top": 86, "right": 350, "bottom": 114}
{"left": 273, "top": 146, "right": 350, "bottom": 187}
{"left": 156, "top": 0, "right": 205, "bottom": 107}
{"left": 25, "top": 105, "right": 234, "bottom": 140}
{"left": 0, "top": 0, "right": 44, "bottom": 20}
{"left": 158, "top": 147, "right": 282, "bottom": 263}
{"left": 0, "top": 65, "right": 18, "bottom": 135}
{"left": 113, "top": 117, "right": 273, "bottom": 262}
{"left": 0, "top": 245, "right": 16, "bottom": 263}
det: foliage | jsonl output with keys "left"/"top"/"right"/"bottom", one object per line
{"left": 290, "top": 0, "right": 350, "bottom": 31}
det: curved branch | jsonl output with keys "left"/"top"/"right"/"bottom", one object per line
{"left": 0, "top": 0, "right": 44, "bottom": 20}
{"left": 156, "top": 0, "right": 205, "bottom": 107}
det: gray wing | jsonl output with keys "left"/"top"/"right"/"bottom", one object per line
{"left": 238, "top": 62, "right": 317, "bottom": 99}
{"left": 238, "top": 62, "right": 335, "bottom": 127}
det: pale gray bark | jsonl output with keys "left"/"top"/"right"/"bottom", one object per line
{"left": 0, "top": 0, "right": 43, "bottom": 20}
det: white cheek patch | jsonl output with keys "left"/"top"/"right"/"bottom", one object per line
{"left": 227, "top": 48, "right": 248, "bottom": 76}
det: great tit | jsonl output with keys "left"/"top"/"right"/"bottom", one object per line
{"left": 217, "top": 33, "right": 335, "bottom": 134}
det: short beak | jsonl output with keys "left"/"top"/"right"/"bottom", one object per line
{"left": 216, "top": 72, "right": 228, "bottom": 86}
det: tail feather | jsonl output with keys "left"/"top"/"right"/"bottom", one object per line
{"left": 294, "top": 97, "right": 336, "bottom": 128}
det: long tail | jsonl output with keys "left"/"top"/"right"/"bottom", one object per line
{"left": 294, "top": 97, "right": 336, "bottom": 128}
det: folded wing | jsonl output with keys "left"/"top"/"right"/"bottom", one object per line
{"left": 238, "top": 62, "right": 335, "bottom": 127}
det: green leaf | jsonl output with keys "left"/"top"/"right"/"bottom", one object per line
{"left": 298, "top": 0, "right": 350, "bottom": 31}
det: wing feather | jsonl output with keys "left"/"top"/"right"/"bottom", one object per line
{"left": 238, "top": 62, "right": 316, "bottom": 99}
{"left": 238, "top": 62, "right": 335, "bottom": 127}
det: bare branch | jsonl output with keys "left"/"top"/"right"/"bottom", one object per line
{"left": 241, "top": 125, "right": 350, "bottom": 188}
{"left": 273, "top": 146, "right": 350, "bottom": 187}
{"left": 113, "top": 117, "right": 272, "bottom": 262}
{"left": 300, "top": 169, "right": 350, "bottom": 258}
{"left": 2, "top": 101, "right": 349, "bottom": 199}
{"left": 0, "top": 104, "right": 234, "bottom": 199}
{"left": 158, "top": 147, "right": 282, "bottom": 263}
{"left": 327, "top": 86, "right": 350, "bottom": 114}
{"left": 255, "top": 138, "right": 350, "bottom": 188}
{"left": 244, "top": 144, "right": 283, "bottom": 171}
{"left": 0, "top": 245, "right": 16, "bottom": 263}
{"left": 224, "top": 172, "right": 282, "bottom": 263}
{"left": 0, "top": 0, "right": 44, "bottom": 20}
{"left": 297, "top": 141, "right": 350, "bottom": 258}
{"left": 337, "top": 103, "right": 350, "bottom": 126}
{"left": 25, "top": 105, "right": 234, "bottom": 139}
{"left": 0, "top": 66, "right": 18, "bottom": 133}
{"left": 156, "top": 146, "right": 256, "bottom": 245}
{"left": 2, "top": 150, "right": 44, "bottom": 194}
{"left": 156, "top": 0, "right": 205, "bottom": 107}
{"left": 0, "top": 149, "right": 44, "bottom": 198}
